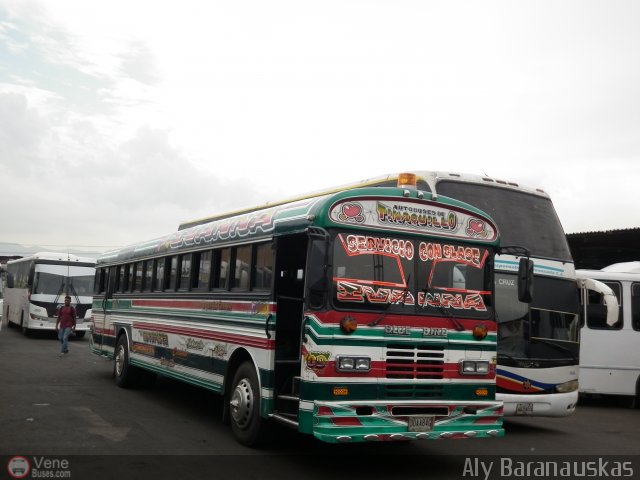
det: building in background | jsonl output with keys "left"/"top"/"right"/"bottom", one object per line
{"left": 567, "top": 228, "right": 640, "bottom": 270}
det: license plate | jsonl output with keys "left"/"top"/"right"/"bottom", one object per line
{"left": 515, "top": 402, "right": 534, "bottom": 415}
{"left": 408, "top": 416, "right": 435, "bottom": 432}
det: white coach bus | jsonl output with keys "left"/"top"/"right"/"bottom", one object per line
{"left": 576, "top": 262, "right": 640, "bottom": 407}
{"left": 3, "top": 252, "right": 96, "bottom": 337}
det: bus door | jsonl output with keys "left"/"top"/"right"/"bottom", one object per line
{"left": 273, "top": 233, "right": 309, "bottom": 417}
{"left": 94, "top": 266, "right": 116, "bottom": 352}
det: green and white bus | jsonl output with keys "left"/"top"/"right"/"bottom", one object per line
{"left": 91, "top": 177, "right": 527, "bottom": 445}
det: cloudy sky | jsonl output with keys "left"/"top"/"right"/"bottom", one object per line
{"left": 1, "top": 0, "right": 638, "bottom": 252}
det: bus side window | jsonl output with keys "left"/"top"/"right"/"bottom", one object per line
{"left": 586, "top": 282, "right": 622, "bottom": 330}
{"left": 121, "top": 265, "right": 130, "bottom": 293}
{"left": 213, "top": 248, "right": 230, "bottom": 290}
{"left": 169, "top": 256, "right": 180, "bottom": 291}
{"left": 233, "top": 246, "right": 251, "bottom": 290}
{"left": 632, "top": 283, "right": 640, "bottom": 331}
{"left": 143, "top": 260, "right": 153, "bottom": 292}
{"left": 179, "top": 254, "right": 192, "bottom": 291}
{"left": 194, "top": 251, "right": 213, "bottom": 291}
{"left": 253, "top": 242, "right": 273, "bottom": 291}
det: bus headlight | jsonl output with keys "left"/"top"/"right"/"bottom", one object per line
{"left": 336, "top": 356, "right": 371, "bottom": 372}
{"left": 459, "top": 360, "right": 490, "bottom": 375}
{"left": 555, "top": 380, "right": 579, "bottom": 393}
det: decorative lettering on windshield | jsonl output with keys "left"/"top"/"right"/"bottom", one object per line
{"left": 336, "top": 282, "right": 416, "bottom": 305}
{"left": 333, "top": 233, "right": 491, "bottom": 314}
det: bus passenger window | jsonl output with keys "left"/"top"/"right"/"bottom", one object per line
{"left": 587, "top": 282, "right": 622, "bottom": 330}
{"left": 121, "top": 265, "right": 130, "bottom": 292}
{"left": 134, "top": 262, "right": 143, "bottom": 292}
{"left": 144, "top": 261, "right": 153, "bottom": 292}
{"left": 115, "top": 266, "right": 121, "bottom": 292}
{"left": 253, "top": 243, "right": 273, "bottom": 290}
{"left": 233, "top": 246, "right": 251, "bottom": 290}
{"left": 155, "top": 259, "right": 165, "bottom": 291}
{"left": 169, "top": 256, "right": 179, "bottom": 291}
{"left": 214, "top": 248, "right": 231, "bottom": 290}
{"left": 632, "top": 283, "right": 640, "bottom": 331}
{"left": 195, "top": 251, "right": 212, "bottom": 290}
{"left": 179, "top": 254, "right": 192, "bottom": 290}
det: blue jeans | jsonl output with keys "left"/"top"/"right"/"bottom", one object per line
{"left": 58, "top": 327, "right": 72, "bottom": 353}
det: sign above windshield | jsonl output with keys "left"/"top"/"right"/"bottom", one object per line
{"left": 328, "top": 198, "right": 498, "bottom": 242}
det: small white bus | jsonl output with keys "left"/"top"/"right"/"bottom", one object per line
{"left": 3, "top": 252, "right": 96, "bottom": 337}
{"left": 576, "top": 262, "right": 640, "bottom": 407}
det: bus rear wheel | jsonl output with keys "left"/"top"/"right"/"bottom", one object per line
{"left": 229, "top": 361, "right": 265, "bottom": 447}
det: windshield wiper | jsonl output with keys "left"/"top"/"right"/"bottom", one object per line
{"left": 530, "top": 337, "right": 578, "bottom": 363}
{"left": 421, "top": 284, "right": 465, "bottom": 331}
{"left": 68, "top": 281, "right": 81, "bottom": 305}
{"left": 52, "top": 281, "right": 65, "bottom": 309}
{"left": 368, "top": 274, "right": 411, "bottom": 327}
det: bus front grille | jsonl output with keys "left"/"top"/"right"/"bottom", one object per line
{"left": 385, "top": 343, "right": 445, "bottom": 380}
{"left": 383, "top": 384, "right": 444, "bottom": 399}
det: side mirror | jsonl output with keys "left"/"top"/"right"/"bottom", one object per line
{"left": 517, "top": 257, "right": 534, "bottom": 303}
{"left": 6, "top": 272, "right": 14, "bottom": 289}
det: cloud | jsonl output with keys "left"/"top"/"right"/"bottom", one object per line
{"left": 0, "top": 92, "right": 49, "bottom": 173}
{"left": 119, "top": 40, "right": 160, "bottom": 86}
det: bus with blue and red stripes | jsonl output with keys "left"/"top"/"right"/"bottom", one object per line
{"left": 91, "top": 174, "right": 528, "bottom": 445}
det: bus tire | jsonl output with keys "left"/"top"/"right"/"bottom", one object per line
{"left": 20, "top": 313, "right": 30, "bottom": 337}
{"left": 229, "top": 361, "right": 264, "bottom": 447}
{"left": 74, "top": 331, "right": 86, "bottom": 339}
{"left": 113, "top": 335, "right": 139, "bottom": 388}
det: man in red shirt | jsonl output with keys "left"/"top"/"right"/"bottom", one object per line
{"left": 56, "top": 295, "right": 76, "bottom": 355}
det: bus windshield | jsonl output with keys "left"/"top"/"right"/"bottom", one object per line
{"left": 496, "top": 272, "right": 579, "bottom": 360}
{"left": 436, "top": 181, "right": 572, "bottom": 261}
{"left": 33, "top": 273, "right": 95, "bottom": 296}
{"left": 331, "top": 232, "right": 492, "bottom": 319}
{"left": 33, "top": 272, "right": 65, "bottom": 295}
{"left": 68, "top": 275, "right": 95, "bottom": 296}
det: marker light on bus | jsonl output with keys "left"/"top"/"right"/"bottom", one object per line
{"left": 340, "top": 316, "right": 357, "bottom": 334}
{"left": 475, "top": 388, "right": 489, "bottom": 397}
{"left": 397, "top": 172, "right": 417, "bottom": 189}
{"left": 336, "top": 356, "right": 371, "bottom": 372}
{"left": 472, "top": 324, "right": 488, "bottom": 340}
{"left": 459, "top": 360, "right": 490, "bottom": 375}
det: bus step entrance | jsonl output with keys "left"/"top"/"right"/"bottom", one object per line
{"left": 274, "top": 375, "right": 301, "bottom": 422}
{"left": 268, "top": 412, "right": 299, "bottom": 429}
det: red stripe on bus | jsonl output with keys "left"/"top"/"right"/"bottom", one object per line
{"left": 133, "top": 322, "right": 275, "bottom": 349}
{"left": 331, "top": 417, "right": 363, "bottom": 427}
{"left": 306, "top": 361, "right": 493, "bottom": 380}
{"left": 473, "top": 416, "right": 501, "bottom": 424}
{"left": 131, "top": 299, "right": 277, "bottom": 314}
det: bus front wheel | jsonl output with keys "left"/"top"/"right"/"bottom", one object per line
{"left": 114, "top": 335, "right": 137, "bottom": 388}
{"left": 113, "top": 335, "right": 156, "bottom": 388}
{"left": 20, "top": 313, "right": 30, "bottom": 337}
{"left": 229, "top": 361, "right": 264, "bottom": 446}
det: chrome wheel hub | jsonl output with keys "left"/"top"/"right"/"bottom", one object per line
{"left": 115, "top": 346, "right": 125, "bottom": 377}
{"left": 230, "top": 378, "right": 254, "bottom": 428}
